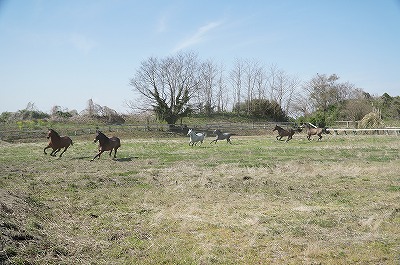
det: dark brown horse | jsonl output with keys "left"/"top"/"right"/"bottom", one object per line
{"left": 91, "top": 130, "right": 121, "bottom": 161}
{"left": 273, "top": 125, "right": 297, "bottom": 142}
{"left": 44, "top": 129, "right": 73, "bottom": 157}
{"left": 302, "top": 123, "right": 330, "bottom": 141}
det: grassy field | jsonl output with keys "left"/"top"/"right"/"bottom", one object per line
{"left": 1, "top": 132, "right": 399, "bottom": 264}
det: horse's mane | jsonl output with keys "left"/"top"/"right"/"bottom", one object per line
{"left": 96, "top": 130, "right": 110, "bottom": 143}
{"left": 49, "top": 129, "right": 60, "bottom": 138}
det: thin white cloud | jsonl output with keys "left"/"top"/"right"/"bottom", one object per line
{"left": 157, "top": 14, "right": 168, "bottom": 33}
{"left": 69, "top": 33, "right": 97, "bottom": 54}
{"left": 173, "top": 20, "right": 223, "bottom": 52}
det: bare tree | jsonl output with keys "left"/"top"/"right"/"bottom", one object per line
{"left": 197, "top": 59, "right": 218, "bottom": 115}
{"left": 129, "top": 52, "right": 201, "bottom": 125}
{"left": 243, "top": 59, "right": 256, "bottom": 114}
{"left": 342, "top": 88, "right": 373, "bottom": 121}
{"left": 243, "top": 59, "right": 266, "bottom": 115}
{"left": 50, "top": 105, "right": 62, "bottom": 117}
{"left": 291, "top": 92, "right": 314, "bottom": 117}
{"left": 84, "top": 98, "right": 102, "bottom": 117}
{"left": 267, "top": 65, "right": 301, "bottom": 117}
{"left": 302, "top": 73, "right": 355, "bottom": 112}
{"left": 254, "top": 65, "right": 267, "bottom": 100}
{"left": 230, "top": 58, "right": 267, "bottom": 115}
{"left": 266, "top": 64, "right": 280, "bottom": 100}
{"left": 229, "top": 58, "right": 245, "bottom": 114}
{"left": 215, "top": 63, "right": 228, "bottom": 112}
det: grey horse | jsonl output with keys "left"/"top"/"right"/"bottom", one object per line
{"left": 210, "top": 129, "right": 234, "bottom": 144}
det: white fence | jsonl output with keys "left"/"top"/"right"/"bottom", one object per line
{"left": 1, "top": 122, "right": 400, "bottom": 141}
{"left": 329, "top": 128, "right": 400, "bottom": 135}
{"left": 0, "top": 122, "right": 294, "bottom": 141}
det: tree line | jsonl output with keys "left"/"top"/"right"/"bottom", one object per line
{"left": 1, "top": 51, "right": 399, "bottom": 128}
{"left": 0, "top": 100, "right": 125, "bottom": 125}
{"left": 129, "top": 51, "right": 399, "bottom": 126}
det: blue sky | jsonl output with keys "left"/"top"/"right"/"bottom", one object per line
{"left": 1, "top": 0, "right": 399, "bottom": 114}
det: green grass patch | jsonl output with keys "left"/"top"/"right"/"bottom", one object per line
{"left": 1, "top": 135, "right": 400, "bottom": 264}
{"left": 388, "top": 185, "right": 400, "bottom": 192}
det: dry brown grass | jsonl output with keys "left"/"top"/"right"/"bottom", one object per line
{"left": 1, "top": 134, "right": 399, "bottom": 264}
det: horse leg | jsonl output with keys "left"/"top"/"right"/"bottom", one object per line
{"left": 109, "top": 150, "right": 112, "bottom": 156}
{"left": 318, "top": 133, "right": 322, "bottom": 141}
{"left": 210, "top": 139, "right": 217, "bottom": 144}
{"left": 53, "top": 148, "right": 62, "bottom": 156}
{"left": 113, "top": 148, "right": 118, "bottom": 158}
{"left": 307, "top": 135, "right": 311, "bottom": 141}
{"left": 227, "top": 138, "right": 232, "bottom": 144}
{"left": 91, "top": 150, "right": 104, "bottom": 161}
{"left": 44, "top": 145, "right": 50, "bottom": 155}
{"left": 59, "top": 147, "right": 68, "bottom": 157}
{"left": 50, "top": 148, "right": 57, "bottom": 156}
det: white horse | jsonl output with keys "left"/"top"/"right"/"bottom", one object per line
{"left": 187, "top": 129, "right": 206, "bottom": 146}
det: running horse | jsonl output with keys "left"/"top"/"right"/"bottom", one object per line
{"left": 302, "top": 123, "right": 330, "bottom": 141}
{"left": 187, "top": 129, "right": 206, "bottom": 146}
{"left": 273, "top": 125, "right": 297, "bottom": 142}
{"left": 91, "top": 130, "right": 121, "bottom": 161}
{"left": 210, "top": 129, "right": 234, "bottom": 144}
{"left": 44, "top": 129, "right": 73, "bottom": 157}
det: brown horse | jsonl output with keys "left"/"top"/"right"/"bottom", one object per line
{"left": 91, "top": 130, "right": 121, "bottom": 161}
{"left": 273, "top": 125, "right": 297, "bottom": 142}
{"left": 44, "top": 129, "right": 73, "bottom": 157}
{"left": 302, "top": 123, "right": 330, "bottom": 141}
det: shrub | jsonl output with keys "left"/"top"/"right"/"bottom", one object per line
{"left": 359, "top": 112, "right": 383, "bottom": 128}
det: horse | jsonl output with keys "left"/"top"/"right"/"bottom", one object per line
{"left": 91, "top": 130, "right": 121, "bottom": 161}
{"left": 210, "top": 129, "right": 234, "bottom": 144}
{"left": 302, "top": 123, "right": 330, "bottom": 141}
{"left": 273, "top": 125, "right": 296, "bottom": 142}
{"left": 44, "top": 129, "right": 73, "bottom": 157}
{"left": 187, "top": 129, "right": 206, "bottom": 146}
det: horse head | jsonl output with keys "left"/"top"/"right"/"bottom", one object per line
{"left": 213, "top": 129, "right": 221, "bottom": 135}
{"left": 94, "top": 130, "right": 109, "bottom": 144}
{"left": 94, "top": 130, "right": 102, "bottom": 143}
{"left": 273, "top": 125, "right": 280, "bottom": 131}
{"left": 47, "top": 129, "right": 59, "bottom": 139}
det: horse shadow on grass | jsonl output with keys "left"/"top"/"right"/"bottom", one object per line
{"left": 72, "top": 156, "right": 92, "bottom": 160}
{"left": 71, "top": 156, "right": 138, "bottom": 162}
{"left": 115, "top": 157, "right": 138, "bottom": 162}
